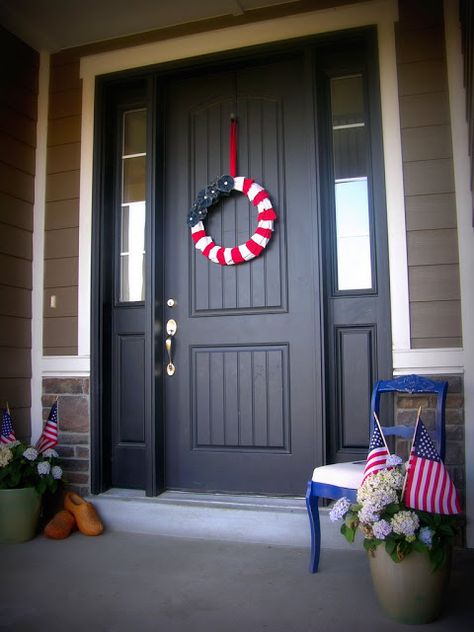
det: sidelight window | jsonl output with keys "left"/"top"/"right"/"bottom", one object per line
{"left": 119, "top": 108, "right": 147, "bottom": 302}
{"left": 330, "top": 75, "right": 373, "bottom": 292}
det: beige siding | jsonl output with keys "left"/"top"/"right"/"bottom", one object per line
{"left": 397, "top": 0, "right": 462, "bottom": 349}
{"left": 0, "top": 27, "right": 38, "bottom": 439}
{"left": 44, "top": 56, "right": 81, "bottom": 354}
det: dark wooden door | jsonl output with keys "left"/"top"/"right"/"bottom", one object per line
{"left": 94, "top": 31, "right": 392, "bottom": 495}
{"left": 163, "top": 55, "right": 324, "bottom": 494}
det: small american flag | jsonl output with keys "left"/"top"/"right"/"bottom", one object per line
{"left": 404, "top": 418, "right": 461, "bottom": 515}
{"left": 36, "top": 400, "right": 59, "bottom": 453}
{"left": 1, "top": 407, "right": 16, "bottom": 444}
{"left": 361, "top": 417, "right": 389, "bottom": 484}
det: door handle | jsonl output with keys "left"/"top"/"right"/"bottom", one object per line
{"left": 165, "top": 319, "right": 177, "bottom": 376}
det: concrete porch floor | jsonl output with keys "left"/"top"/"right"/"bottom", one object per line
{"left": 1, "top": 529, "right": 474, "bottom": 631}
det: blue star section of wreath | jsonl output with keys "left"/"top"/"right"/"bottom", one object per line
{"left": 187, "top": 175, "right": 234, "bottom": 228}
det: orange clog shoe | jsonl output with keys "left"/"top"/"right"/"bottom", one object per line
{"left": 64, "top": 492, "right": 104, "bottom": 536}
{"left": 44, "top": 509, "right": 76, "bottom": 539}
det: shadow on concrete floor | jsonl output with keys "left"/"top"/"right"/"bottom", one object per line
{"left": 1, "top": 532, "right": 474, "bottom": 631}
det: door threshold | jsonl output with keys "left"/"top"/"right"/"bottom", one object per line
{"left": 98, "top": 488, "right": 306, "bottom": 512}
{"left": 87, "top": 488, "right": 352, "bottom": 550}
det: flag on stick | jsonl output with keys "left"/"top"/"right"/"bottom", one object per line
{"left": 403, "top": 417, "right": 461, "bottom": 515}
{"left": 400, "top": 406, "right": 422, "bottom": 503}
{"left": 1, "top": 404, "right": 16, "bottom": 444}
{"left": 361, "top": 412, "right": 390, "bottom": 484}
{"left": 36, "top": 399, "right": 59, "bottom": 453}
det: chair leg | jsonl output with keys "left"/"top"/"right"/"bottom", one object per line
{"left": 305, "top": 481, "right": 321, "bottom": 573}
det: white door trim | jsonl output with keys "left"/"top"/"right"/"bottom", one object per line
{"left": 31, "top": 51, "right": 50, "bottom": 443}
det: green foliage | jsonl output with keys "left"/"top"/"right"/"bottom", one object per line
{"left": 341, "top": 522, "right": 356, "bottom": 543}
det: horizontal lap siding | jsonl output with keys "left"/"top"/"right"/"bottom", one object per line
{"left": 0, "top": 27, "right": 38, "bottom": 438}
{"left": 44, "top": 56, "right": 81, "bottom": 355}
{"left": 397, "top": 0, "right": 462, "bottom": 349}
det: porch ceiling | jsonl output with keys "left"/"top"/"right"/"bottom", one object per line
{"left": 0, "top": 0, "right": 304, "bottom": 52}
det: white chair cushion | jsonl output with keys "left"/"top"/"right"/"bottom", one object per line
{"left": 311, "top": 461, "right": 365, "bottom": 489}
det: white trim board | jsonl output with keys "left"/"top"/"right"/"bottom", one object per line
{"left": 31, "top": 51, "right": 50, "bottom": 443}
{"left": 393, "top": 348, "right": 464, "bottom": 376}
{"left": 42, "top": 356, "right": 91, "bottom": 377}
{"left": 80, "top": 0, "right": 398, "bottom": 77}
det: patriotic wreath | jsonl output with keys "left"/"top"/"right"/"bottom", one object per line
{"left": 187, "top": 175, "right": 277, "bottom": 266}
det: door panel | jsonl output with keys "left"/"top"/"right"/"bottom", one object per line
{"left": 163, "top": 56, "right": 323, "bottom": 494}
{"left": 192, "top": 345, "right": 289, "bottom": 450}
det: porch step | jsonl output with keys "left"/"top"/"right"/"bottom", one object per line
{"left": 87, "top": 489, "right": 355, "bottom": 550}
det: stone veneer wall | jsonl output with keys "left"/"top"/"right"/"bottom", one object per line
{"left": 395, "top": 374, "right": 465, "bottom": 505}
{"left": 42, "top": 377, "right": 90, "bottom": 495}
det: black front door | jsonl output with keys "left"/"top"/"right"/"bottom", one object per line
{"left": 163, "top": 55, "right": 323, "bottom": 494}
{"left": 93, "top": 30, "right": 392, "bottom": 496}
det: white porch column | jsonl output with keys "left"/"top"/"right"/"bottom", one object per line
{"left": 444, "top": 0, "right": 474, "bottom": 547}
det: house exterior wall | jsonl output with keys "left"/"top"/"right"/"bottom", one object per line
{"left": 0, "top": 27, "right": 38, "bottom": 438}
{"left": 397, "top": 0, "right": 462, "bottom": 349}
{"left": 41, "top": 0, "right": 462, "bottom": 355}
{"left": 30, "top": 1, "right": 468, "bottom": 529}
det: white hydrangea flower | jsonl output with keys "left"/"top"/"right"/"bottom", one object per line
{"left": 357, "top": 467, "right": 403, "bottom": 511}
{"left": 51, "top": 465, "right": 63, "bottom": 480}
{"left": 329, "top": 497, "right": 351, "bottom": 522}
{"left": 0, "top": 446, "right": 13, "bottom": 468}
{"left": 372, "top": 519, "right": 392, "bottom": 540}
{"left": 23, "top": 447, "right": 38, "bottom": 461}
{"left": 42, "top": 448, "right": 59, "bottom": 459}
{"left": 37, "top": 461, "right": 51, "bottom": 476}
{"left": 391, "top": 510, "right": 419, "bottom": 542}
{"left": 358, "top": 502, "right": 380, "bottom": 524}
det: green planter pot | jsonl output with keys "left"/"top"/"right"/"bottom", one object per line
{"left": 368, "top": 545, "right": 451, "bottom": 624}
{"left": 0, "top": 487, "right": 41, "bottom": 544}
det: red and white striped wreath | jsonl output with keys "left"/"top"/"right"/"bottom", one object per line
{"left": 190, "top": 176, "right": 277, "bottom": 265}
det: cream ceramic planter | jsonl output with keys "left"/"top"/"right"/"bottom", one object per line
{"left": 368, "top": 545, "right": 451, "bottom": 624}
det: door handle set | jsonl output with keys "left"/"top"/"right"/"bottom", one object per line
{"left": 165, "top": 318, "right": 177, "bottom": 376}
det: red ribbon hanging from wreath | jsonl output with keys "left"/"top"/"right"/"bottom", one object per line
{"left": 229, "top": 116, "right": 238, "bottom": 177}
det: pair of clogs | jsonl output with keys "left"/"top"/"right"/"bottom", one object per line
{"left": 44, "top": 492, "right": 104, "bottom": 539}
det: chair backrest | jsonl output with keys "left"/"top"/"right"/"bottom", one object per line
{"left": 369, "top": 374, "right": 448, "bottom": 462}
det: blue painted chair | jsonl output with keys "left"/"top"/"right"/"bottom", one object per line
{"left": 305, "top": 374, "right": 448, "bottom": 573}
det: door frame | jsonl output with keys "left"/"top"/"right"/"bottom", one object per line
{"left": 91, "top": 27, "right": 390, "bottom": 496}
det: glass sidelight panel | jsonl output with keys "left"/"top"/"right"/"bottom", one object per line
{"left": 330, "top": 75, "right": 373, "bottom": 291}
{"left": 123, "top": 156, "right": 146, "bottom": 203}
{"left": 120, "top": 109, "right": 147, "bottom": 302}
{"left": 123, "top": 109, "right": 146, "bottom": 155}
